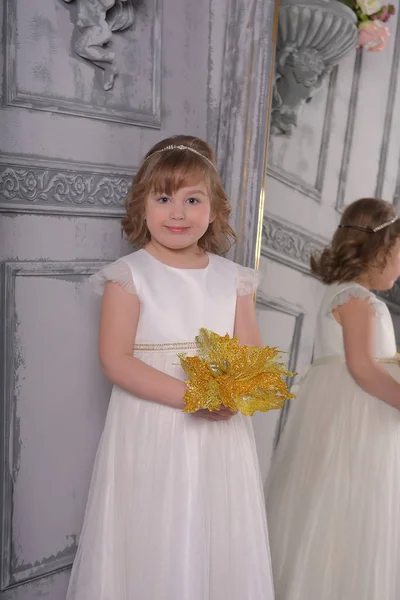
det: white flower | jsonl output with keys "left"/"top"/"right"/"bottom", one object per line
{"left": 357, "top": 0, "right": 383, "bottom": 15}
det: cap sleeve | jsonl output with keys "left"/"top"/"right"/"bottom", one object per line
{"left": 327, "top": 284, "right": 376, "bottom": 316}
{"left": 236, "top": 264, "right": 260, "bottom": 296}
{"left": 90, "top": 259, "right": 137, "bottom": 296}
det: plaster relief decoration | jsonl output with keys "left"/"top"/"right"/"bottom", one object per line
{"left": 0, "top": 158, "right": 130, "bottom": 216}
{"left": 272, "top": 0, "right": 397, "bottom": 135}
{"left": 3, "top": 0, "right": 161, "bottom": 126}
{"left": 262, "top": 215, "right": 325, "bottom": 274}
{"left": 262, "top": 215, "right": 400, "bottom": 308}
{"left": 272, "top": 0, "right": 358, "bottom": 136}
{"left": 61, "top": 0, "right": 136, "bottom": 91}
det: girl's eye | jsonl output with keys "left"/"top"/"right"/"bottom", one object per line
{"left": 187, "top": 197, "right": 199, "bottom": 205}
{"left": 157, "top": 196, "right": 170, "bottom": 204}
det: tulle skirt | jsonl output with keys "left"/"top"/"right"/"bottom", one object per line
{"left": 266, "top": 362, "right": 400, "bottom": 600}
{"left": 66, "top": 349, "right": 274, "bottom": 600}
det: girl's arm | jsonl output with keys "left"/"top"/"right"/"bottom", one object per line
{"left": 98, "top": 282, "right": 186, "bottom": 409}
{"left": 337, "top": 297, "right": 400, "bottom": 409}
{"left": 99, "top": 282, "right": 233, "bottom": 420}
{"left": 234, "top": 294, "right": 263, "bottom": 346}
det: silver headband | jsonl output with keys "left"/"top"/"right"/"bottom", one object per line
{"left": 338, "top": 216, "right": 398, "bottom": 233}
{"left": 144, "top": 144, "right": 217, "bottom": 170}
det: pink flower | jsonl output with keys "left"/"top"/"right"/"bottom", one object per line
{"left": 358, "top": 20, "right": 390, "bottom": 51}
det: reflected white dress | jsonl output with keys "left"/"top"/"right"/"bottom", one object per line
{"left": 266, "top": 282, "right": 400, "bottom": 600}
{"left": 66, "top": 249, "right": 275, "bottom": 600}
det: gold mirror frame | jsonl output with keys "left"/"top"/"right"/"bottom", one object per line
{"left": 255, "top": 0, "right": 281, "bottom": 270}
{"left": 212, "top": 0, "right": 281, "bottom": 271}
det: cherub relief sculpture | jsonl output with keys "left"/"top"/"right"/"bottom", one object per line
{"left": 271, "top": 0, "right": 358, "bottom": 136}
{"left": 62, "top": 0, "right": 136, "bottom": 90}
{"left": 272, "top": 47, "right": 330, "bottom": 135}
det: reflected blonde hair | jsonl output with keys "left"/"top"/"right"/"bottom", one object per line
{"left": 311, "top": 198, "right": 400, "bottom": 284}
{"left": 121, "top": 135, "right": 236, "bottom": 254}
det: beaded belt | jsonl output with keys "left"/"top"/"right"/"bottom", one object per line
{"left": 133, "top": 341, "right": 197, "bottom": 352}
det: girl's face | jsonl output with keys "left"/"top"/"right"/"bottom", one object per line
{"left": 370, "top": 238, "right": 400, "bottom": 290}
{"left": 144, "top": 180, "right": 214, "bottom": 251}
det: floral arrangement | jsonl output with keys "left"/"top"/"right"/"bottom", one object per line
{"left": 179, "top": 329, "right": 295, "bottom": 417}
{"left": 339, "top": 0, "right": 396, "bottom": 51}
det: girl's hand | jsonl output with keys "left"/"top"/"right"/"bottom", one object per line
{"left": 192, "top": 405, "right": 238, "bottom": 421}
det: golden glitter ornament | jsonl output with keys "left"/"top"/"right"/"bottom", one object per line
{"left": 179, "top": 329, "right": 296, "bottom": 416}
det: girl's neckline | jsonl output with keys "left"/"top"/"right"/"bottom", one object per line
{"left": 140, "top": 248, "right": 211, "bottom": 271}
{"left": 335, "top": 281, "right": 379, "bottom": 297}
{"left": 337, "top": 281, "right": 371, "bottom": 292}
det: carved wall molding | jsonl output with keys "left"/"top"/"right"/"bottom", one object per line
{"left": 0, "top": 260, "right": 108, "bottom": 591}
{"left": 3, "top": 0, "right": 162, "bottom": 127}
{"left": 0, "top": 156, "right": 131, "bottom": 216}
{"left": 267, "top": 165, "right": 323, "bottom": 202}
{"left": 267, "top": 67, "right": 338, "bottom": 202}
{"left": 262, "top": 214, "right": 400, "bottom": 308}
{"left": 261, "top": 215, "right": 326, "bottom": 274}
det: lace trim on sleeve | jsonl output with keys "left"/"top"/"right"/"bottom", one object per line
{"left": 90, "top": 260, "right": 136, "bottom": 296}
{"left": 328, "top": 286, "right": 376, "bottom": 316}
{"left": 237, "top": 264, "right": 260, "bottom": 296}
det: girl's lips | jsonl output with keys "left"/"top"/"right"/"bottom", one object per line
{"left": 165, "top": 226, "right": 189, "bottom": 233}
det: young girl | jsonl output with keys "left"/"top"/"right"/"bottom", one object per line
{"left": 266, "top": 198, "right": 400, "bottom": 600}
{"left": 66, "top": 135, "right": 275, "bottom": 600}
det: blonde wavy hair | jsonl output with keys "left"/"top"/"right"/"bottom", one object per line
{"left": 121, "top": 135, "right": 236, "bottom": 254}
{"left": 311, "top": 198, "right": 400, "bottom": 284}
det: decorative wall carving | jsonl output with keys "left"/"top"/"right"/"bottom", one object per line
{"left": 61, "top": 0, "right": 137, "bottom": 91}
{"left": 272, "top": 0, "right": 358, "bottom": 136}
{"left": 261, "top": 215, "right": 325, "bottom": 274}
{"left": 0, "top": 157, "right": 131, "bottom": 216}
{"left": 261, "top": 215, "right": 400, "bottom": 308}
{"left": 4, "top": 0, "right": 161, "bottom": 126}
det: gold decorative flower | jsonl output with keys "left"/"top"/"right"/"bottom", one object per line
{"left": 179, "top": 329, "right": 295, "bottom": 416}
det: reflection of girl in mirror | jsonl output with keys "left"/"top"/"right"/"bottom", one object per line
{"left": 267, "top": 198, "right": 400, "bottom": 600}
{"left": 66, "top": 135, "right": 275, "bottom": 600}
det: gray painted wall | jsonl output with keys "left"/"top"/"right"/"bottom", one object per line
{"left": 0, "top": 1, "right": 277, "bottom": 598}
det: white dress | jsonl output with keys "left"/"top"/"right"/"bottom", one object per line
{"left": 266, "top": 282, "right": 400, "bottom": 600}
{"left": 66, "top": 249, "right": 275, "bottom": 600}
